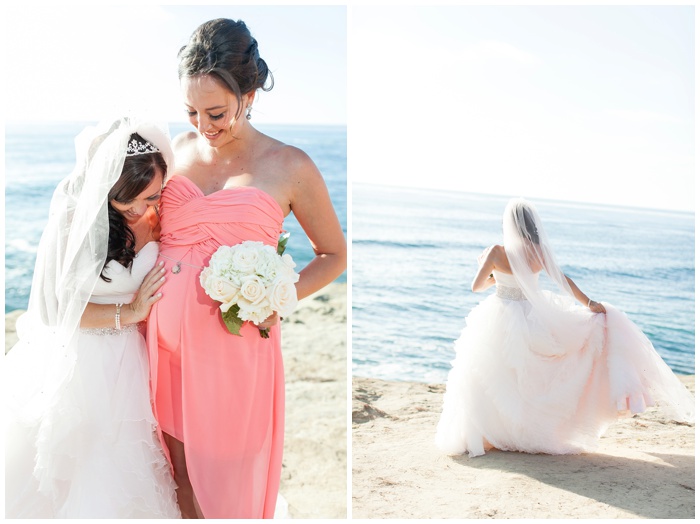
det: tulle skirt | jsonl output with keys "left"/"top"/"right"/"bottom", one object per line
{"left": 435, "top": 294, "right": 694, "bottom": 457}
{"left": 5, "top": 327, "right": 180, "bottom": 518}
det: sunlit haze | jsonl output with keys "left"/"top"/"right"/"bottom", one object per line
{"left": 349, "top": 5, "right": 694, "bottom": 211}
{"left": 4, "top": 5, "right": 346, "bottom": 126}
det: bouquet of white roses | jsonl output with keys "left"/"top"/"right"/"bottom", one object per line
{"left": 200, "top": 235, "right": 299, "bottom": 338}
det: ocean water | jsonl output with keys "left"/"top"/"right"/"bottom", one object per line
{"left": 352, "top": 183, "right": 695, "bottom": 381}
{"left": 4, "top": 122, "right": 346, "bottom": 313}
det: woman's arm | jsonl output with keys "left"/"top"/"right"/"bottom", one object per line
{"left": 564, "top": 275, "right": 606, "bottom": 313}
{"left": 471, "top": 245, "right": 500, "bottom": 292}
{"left": 79, "top": 262, "right": 166, "bottom": 328}
{"left": 286, "top": 150, "right": 347, "bottom": 301}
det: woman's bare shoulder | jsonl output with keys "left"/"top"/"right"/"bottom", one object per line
{"left": 260, "top": 134, "right": 315, "bottom": 168}
{"left": 486, "top": 244, "right": 505, "bottom": 260}
{"left": 257, "top": 135, "right": 322, "bottom": 189}
{"left": 489, "top": 245, "right": 512, "bottom": 272}
{"left": 168, "top": 131, "right": 201, "bottom": 178}
{"left": 172, "top": 131, "right": 199, "bottom": 153}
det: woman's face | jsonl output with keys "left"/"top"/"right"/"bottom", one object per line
{"left": 181, "top": 74, "right": 252, "bottom": 146}
{"left": 110, "top": 169, "right": 164, "bottom": 224}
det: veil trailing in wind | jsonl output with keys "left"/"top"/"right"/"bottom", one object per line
{"left": 502, "top": 198, "right": 595, "bottom": 357}
{"left": 502, "top": 197, "right": 693, "bottom": 421}
{"left": 4, "top": 116, "right": 173, "bottom": 494}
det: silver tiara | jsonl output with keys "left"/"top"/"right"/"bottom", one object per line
{"left": 125, "top": 137, "right": 160, "bottom": 157}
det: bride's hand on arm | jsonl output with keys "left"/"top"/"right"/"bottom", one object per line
{"left": 128, "top": 261, "right": 167, "bottom": 321}
{"left": 79, "top": 262, "right": 166, "bottom": 328}
{"left": 287, "top": 151, "right": 347, "bottom": 301}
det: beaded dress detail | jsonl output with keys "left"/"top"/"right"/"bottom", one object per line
{"left": 493, "top": 271, "right": 526, "bottom": 301}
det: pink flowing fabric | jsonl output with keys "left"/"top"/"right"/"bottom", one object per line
{"left": 147, "top": 175, "right": 285, "bottom": 518}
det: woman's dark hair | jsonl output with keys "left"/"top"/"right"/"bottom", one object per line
{"left": 101, "top": 133, "right": 167, "bottom": 281}
{"left": 178, "top": 18, "right": 274, "bottom": 119}
{"left": 521, "top": 207, "right": 540, "bottom": 245}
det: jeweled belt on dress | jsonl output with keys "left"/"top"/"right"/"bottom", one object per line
{"left": 496, "top": 285, "right": 526, "bottom": 301}
{"left": 80, "top": 322, "right": 143, "bottom": 336}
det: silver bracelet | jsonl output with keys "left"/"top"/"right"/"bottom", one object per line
{"left": 587, "top": 299, "right": 592, "bottom": 308}
{"left": 115, "top": 303, "right": 123, "bottom": 330}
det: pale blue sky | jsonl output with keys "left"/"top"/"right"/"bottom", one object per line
{"left": 4, "top": 5, "right": 346, "bottom": 126}
{"left": 349, "top": 5, "right": 694, "bottom": 211}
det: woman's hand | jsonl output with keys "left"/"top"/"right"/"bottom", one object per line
{"left": 588, "top": 300, "right": 606, "bottom": 314}
{"left": 255, "top": 312, "right": 279, "bottom": 330}
{"left": 128, "top": 261, "right": 166, "bottom": 322}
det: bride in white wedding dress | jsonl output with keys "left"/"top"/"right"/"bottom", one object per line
{"left": 435, "top": 198, "right": 694, "bottom": 458}
{"left": 5, "top": 118, "right": 181, "bottom": 518}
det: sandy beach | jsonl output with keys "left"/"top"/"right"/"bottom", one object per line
{"left": 5, "top": 282, "right": 347, "bottom": 519}
{"left": 279, "top": 282, "right": 347, "bottom": 518}
{"left": 352, "top": 374, "right": 695, "bottom": 519}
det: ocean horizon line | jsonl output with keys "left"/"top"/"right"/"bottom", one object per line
{"left": 5, "top": 121, "right": 347, "bottom": 130}
{"left": 354, "top": 181, "right": 694, "bottom": 216}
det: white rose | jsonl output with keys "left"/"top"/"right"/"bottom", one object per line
{"left": 268, "top": 277, "right": 298, "bottom": 317}
{"left": 239, "top": 274, "right": 267, "bottom": 305}
{"left": 280, "top": 253, "right": 296, "bottom": 270}
{"left": 206, "top": 275, "right": 240, "bottom": 305}
{"left": 238, "top": 300, "right": 273, "bottom": 324}
{"left": 231, "top": 241, "right": 264, "bottom": 274}
{"left": 275, "top": 255, "right": 300, "bottom": 283}
{"left": 199, "top": 267, "right": 213, "bottom": 288}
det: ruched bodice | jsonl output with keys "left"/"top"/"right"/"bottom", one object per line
{"left": 148, "top": 174, "right": 287, "bottom": 518}
{"left": 159, "top": 175, "right": 283, "bottom": 254}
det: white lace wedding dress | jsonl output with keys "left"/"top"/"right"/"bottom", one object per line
{"left": 5, "top": 241, "right": 180, "bottom": 518}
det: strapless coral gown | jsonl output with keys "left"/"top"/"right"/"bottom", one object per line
{"left": 147, "top": 175, "right": 285, "bottom": 518}
{"left": 435, "top": 270, "right": 694, "bottom": 457}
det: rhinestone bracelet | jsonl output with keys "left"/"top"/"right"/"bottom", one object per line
{"left": 115, "top": 303, "right": 123, "bottom": 330}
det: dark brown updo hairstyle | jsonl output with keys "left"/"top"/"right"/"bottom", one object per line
{"left": 101, "top": 133, "right": 167, "bottom": 281}
{"left": 521, "top": 207, "right": 540, "bottom": 245}
{"left": 177, "top": 18, "right": 274, "bottom": 120}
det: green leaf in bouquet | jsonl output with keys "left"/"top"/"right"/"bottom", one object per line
{"left": 221, "top": 304, "right": 244, "bottom": 336}
{"left": 277, "top": 231, "right": 290, "bottom": 255}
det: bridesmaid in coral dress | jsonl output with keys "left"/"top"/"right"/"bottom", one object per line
{"left": 147, "top": 19, "right": 346, "bottom": 518}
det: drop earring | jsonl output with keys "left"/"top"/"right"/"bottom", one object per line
{"left": 246, "top": 106, "right": 252, "bottom": 120}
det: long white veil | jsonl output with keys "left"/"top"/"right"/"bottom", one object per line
{"left": 5, "top": 117, "right": 173, "bottom": 499}
{"left": 502, "top": 198, "right": 596, "bottom": 357}
{"left": 502, "top": 197, "right": 693, "bottom": 422}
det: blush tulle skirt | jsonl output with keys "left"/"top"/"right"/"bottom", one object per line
{"left": 5, "top": 329, "right": 180, "bottom": 518}
{"left": 435, "top": 295, "right": 694, "bottom": 457}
